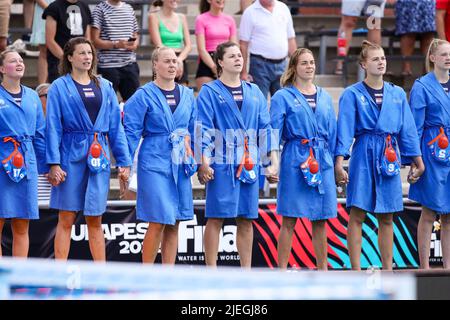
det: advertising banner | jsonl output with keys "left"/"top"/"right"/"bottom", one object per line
{"left": 1, "top": 203, "right": 443, "bottom": 268}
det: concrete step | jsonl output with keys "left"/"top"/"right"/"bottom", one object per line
{"left": 315, "top": 75, "right": 344, "bottom": 88}
{"left": 322, "top": 86, "right": 344, "bottom": 115}
{"left": 9, "top": 1, "right": 397, "bottom": 33}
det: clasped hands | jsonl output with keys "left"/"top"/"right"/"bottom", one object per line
{"left": 47, "top": 165, "right": 67, "bottom": 187}
{"left": 47, "top": 165, "right": 131, "bottom": 187}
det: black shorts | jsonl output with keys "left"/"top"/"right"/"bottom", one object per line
{"left": 195, "top": 51, "right": 217, "bottom": 79}
{"left": 47, "top": 57, "right": 60, "bottom": 83}
{"left": 97, "top": 62, "right": 140, "bottom": 101}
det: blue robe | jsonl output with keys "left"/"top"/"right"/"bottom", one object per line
{"left": 46, "top": 75, "right": 131, "bottom": 216}
{"left": 409, "top": 72, "right": 450, "bottom": 213}
{"left": 270, "top": 86, "right": 337, "bottom": 221}
{"left": 123, "top": 82, "right": 196, "bottom": 225}
{"left": 336, "top": 81, "right": 421, "bottom": 213}
{"left": 0, "top": 85, "right": 47, "bottom": 219}
{"left": 197, "top": 80, "right": 273, "bottom": 219}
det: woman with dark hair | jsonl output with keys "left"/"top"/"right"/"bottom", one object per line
{"left": 148, "top": 0, "right": 192, "bottom": 85}
{"left": 46, "top": 37, "right": 131, "bottom": 261}
{"left": 335, "top": 40, "right": 425, "bottom": 270}
{"left": 195, "top": 0, "right": 237, "bottom": 90}
{"left": 269, "top": 48, "right": 337, "bottom": 270}
{"left": 197, "top": 41, "right": 275, "bottom": 267}
{"left": 123, "top": 46, "right": 197, "bottom": 264}
{"left": 0, "top": 49, "right": 47, "bottom": 257}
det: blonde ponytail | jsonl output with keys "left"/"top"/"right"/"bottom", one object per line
{"left": 425, "top": 38, "right": 450, "bottom": 72}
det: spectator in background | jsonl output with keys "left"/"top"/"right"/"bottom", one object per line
{"left": 35, "top": 83, "right": 52, "bottom": 202}
{"left": 149, "top": 0, "right": 192, "bottom": 86}
{"left": 395, "top": 0, "right": 435, "bottom": 76}
{"left": 91, "top": 0, "right": 140, "bottom": 102}
{"left": 0, "top": 0, "right": 12, "bottom": 52}
{"left": 43, "top": 0, "right": 92, "bottom": 83}
{"left": 239, "top": 0, "right": 296, "bottom": 100}
{"left": 436, "top": 0, "right": 450, "bottom": 41}
{"left": 195, "top": 0, "right": 237, "bottom": 91}
{"left": 31, "top": 0, "right": 55, "bottom": 85}
{"left": 36, "top": 82, "right": 50, "bottom": 114}
{"left": 335, "top": 0, "right": 386, "bottom": 75}
{"left": 22, "top": 0, "right": 36, "bottom": 41}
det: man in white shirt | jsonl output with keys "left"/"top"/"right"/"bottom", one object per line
{"left": 239, "top": 0, "right": 297, "bottom": 99}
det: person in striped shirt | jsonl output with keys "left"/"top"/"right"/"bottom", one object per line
{"left": 91, "top": 0, "right": 140, "bottom": 102}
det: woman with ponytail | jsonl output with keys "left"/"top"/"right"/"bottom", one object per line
{"left": 196, "top": 41, "right": 275, "bottom": 268}
{"left": 335, "top": 40, "right": 425, "bottom": 270}
{"left": 269, "top": 48, "right": 337, "bottom": 270}
{"left": 409, "top": 39, "right": 450, "bottom": 269}
{"left": 0, "top": 49, "right": 47, "bottom": 257}
{"left": 123, "top": 46, "right": 197, "bottom": 264}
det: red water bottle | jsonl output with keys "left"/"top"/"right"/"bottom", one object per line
{"left": 337, "top": 31, "right": 347, "bottom": 57}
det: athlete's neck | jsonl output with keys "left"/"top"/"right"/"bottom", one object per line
{"left": 219, "top": 72, "right": 241, "bottom": 87}
{"left": 71, "top": 69, "right": 91, "bottom": 85}
{"left": 294, "top": 79, "right": 316, "bottom": 95}
{"left": 1, "top": 78, "right": 21, "bottom": 94}
{"left": 434, "top": 67, "right": 450, "bottom": 84}
{"left": 154, "top": 78, "right": 176, "bottom": 91}
{"left": 364, "top": 75, "right": 383, "bottom": 90}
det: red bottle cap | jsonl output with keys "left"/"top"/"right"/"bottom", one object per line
{"left": 385, "top": 148, "right": 397, "bottom": 162}
{"left": 90, "top": 143, "right": 102, "bottom": 159}
{"left": 244, "top": 156, "right": 254, "bottom": 170}
{"left": 438, "top": 135, "right": 449, "bottom": 149}
{"left": 12, "top": 152, "right": 24, "bottom": 168}
{"left": 309, "top": 159, "right": 319, "bottom": 174}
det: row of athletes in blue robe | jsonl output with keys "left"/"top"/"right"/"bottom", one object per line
{"left": 1, "top": 72, "right": 449, "bottom": 225}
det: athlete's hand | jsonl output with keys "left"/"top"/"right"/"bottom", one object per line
{"left": 265, "top": 165, "right": 279, "bottom": 183}
{"left": 334, "top": 164, "right": 349, "bottom": 186}
{"left": 407, "top": 162, "right": 425, "bottom": 184}
{"left": 197, "top": 163, "right": 214, "bottom": 184}
{"left": 118, "top": 166, "right": 130, "bottom": 183}
{"left": 48, "top": 165, "right": 67, "bottom": 186}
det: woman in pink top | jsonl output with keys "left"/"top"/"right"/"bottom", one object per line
{"left": 195, "top": 0, "right": 237, "bottom": 90}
